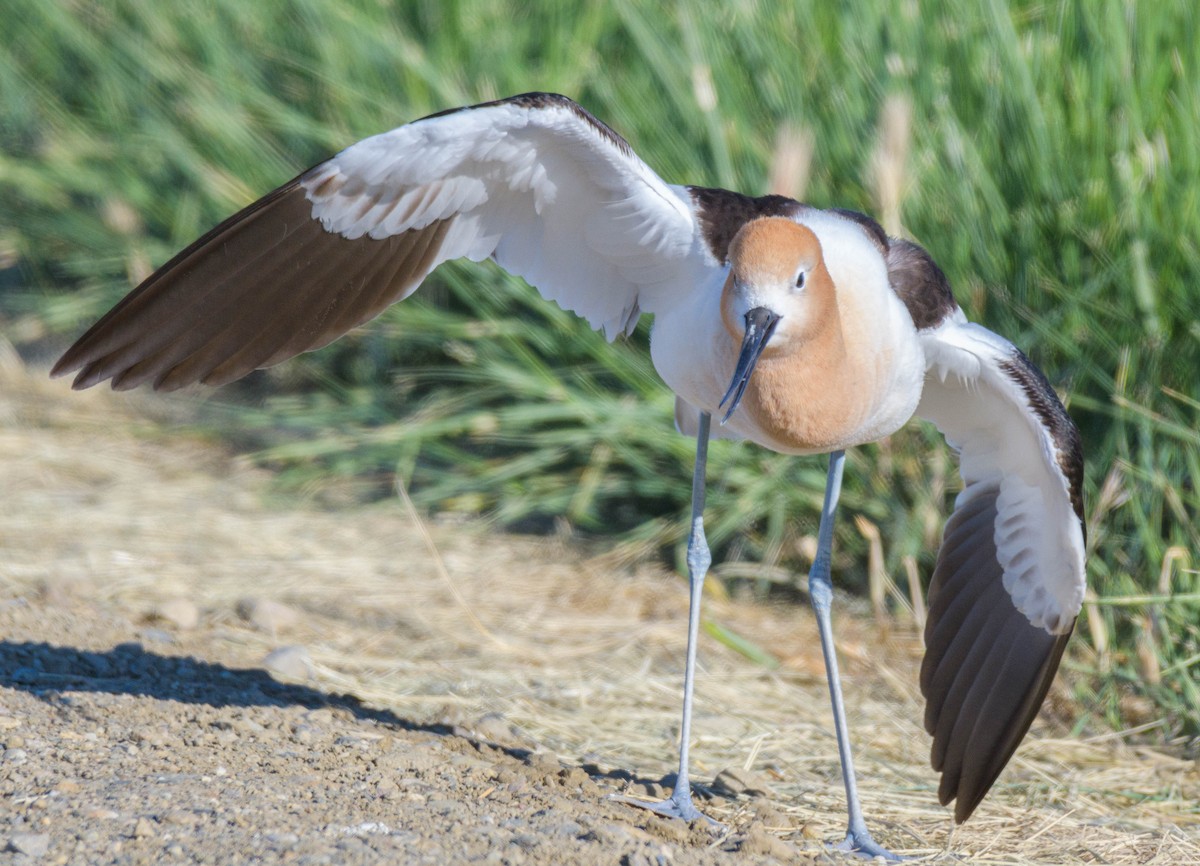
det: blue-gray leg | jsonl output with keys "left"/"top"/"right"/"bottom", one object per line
{"left": 615, "top": 411, "right": 717, "bottom": 823}
{"left": 809, "top": 450, "right": 902, "bottom": 861}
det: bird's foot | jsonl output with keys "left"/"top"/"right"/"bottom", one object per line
{"left": 835, "top": 824, "right": 905, "bottom": 862}
{"left": 611, "top": 787, "right": 722, "bottom": 828}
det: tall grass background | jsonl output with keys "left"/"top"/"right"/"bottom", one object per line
{"left": 1, "top": 1, "right": 1197, "bottom": 739}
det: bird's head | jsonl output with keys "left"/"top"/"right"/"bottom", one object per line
{"left": 718, "top": 217, "right": 833, "bottom": 422}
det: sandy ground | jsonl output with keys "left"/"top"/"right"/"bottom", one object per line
{"left": 2, "top": 345, "right": 1198, "bottom": 865}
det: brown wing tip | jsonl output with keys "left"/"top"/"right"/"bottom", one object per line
{"left": 920, "top": 483, "right": 1077, "bottom": 824}
{"left": 49, "top": 344, "right": 93, "bottom": 386}
{"left": 939, "top": 626, "right": 1074, "bottom": 824}
{"left": 953, "top": 784, "right": 986, "bottom": 824}
{"left": 45, "top": 176, "right": 313, "bottom": 394}
{"left": 947, "top": 769, "right": 988, "bottom": 824}
{"left": 51, "top": 178, "right": 459, "bottom": 396}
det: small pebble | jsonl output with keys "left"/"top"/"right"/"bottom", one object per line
{"left": 633, "top": 779, "right": 666, "bottom": 799}
{"left": 237, "top": 598, "right": 301, "bottom": 633}
{"left": 711, "top": 766, "right": 772, "bottom": 797}
{"left": 139, "top": 628, "right": 176, "bottom": 645}
{"left": 262, "top": 646, "right": 312, "bottom": 681}
{"left": 161, "top": 810, "right": 197, "bottom": 826}
{"left": 8, "top": 832, "right": 50, "bottom": 858}
{"left": 468, "top": 713, "right": 527, "bottom": 747}
{"left": 291, "top": 724, "right": 316, "bottom": 745}
{"left": 154, "top": 599, "right": 200, "bottom": 630}
{"left": 131, "top": 728, "right": 166, "bottom": 747}
{"left": 133, "top": 817, "right": 156, "bottom": 839}
{"left": 232, "top": 718, "right": 265, "bottom": 735}
{"left": 511, "top": 833, "right": 540, "bottom": 850}
{"left": 732, "top": 825, "right": 796, "bottom": 859}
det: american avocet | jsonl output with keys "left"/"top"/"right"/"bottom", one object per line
{"left": 52, "top": 93, "right": 1086, "bottom": 860}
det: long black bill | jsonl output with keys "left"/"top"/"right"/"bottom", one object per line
{"left": 718, "top": 306, "right": 781, "bottom": 424}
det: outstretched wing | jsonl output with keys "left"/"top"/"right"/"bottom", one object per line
{"left": 881, "top": 235, "right": 1085, "bottom": 822}
{"left": 915, "top": 311, "right": 1086, "bottom": 823}
{"left": 52, "top": 93, "right": 709, "bottom": 391}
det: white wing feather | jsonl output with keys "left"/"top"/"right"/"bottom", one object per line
{"left": 918, "top": 312, "right": 1086, "bottom": 633}
{"left": 301, "top": 96, "right": 705, "bottom": 337}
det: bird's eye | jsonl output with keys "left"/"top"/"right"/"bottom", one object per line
{"left": 795, "top": 271, "right": 806, "bottom": 290}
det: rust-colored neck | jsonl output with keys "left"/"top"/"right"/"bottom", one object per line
{"left": 726, "top": 280, "right": 872, "bottom": 451}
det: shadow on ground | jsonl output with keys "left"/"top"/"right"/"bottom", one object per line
{"left": 0, "top": 638, "right": 688, "bottom": 797}
{"left": 0, "top": 639, "right": 452, "bottom": 736}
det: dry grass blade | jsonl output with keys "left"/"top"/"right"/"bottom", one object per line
{"left": 904, "top": 554, "right": 926, "bottom": 632}
{"left": 767, "top": 123, "right": 813, "bottom": 201}
{"left": 1083, "top": 588, "right": 1110, "bottom": 673}
{"left": 871, "top": 93, "right": 912, "bottom": 237}
{"left": 394, "top": 475, "right": 510, "bottom": 651}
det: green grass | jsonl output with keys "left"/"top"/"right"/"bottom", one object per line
{"left": 2, "top": 0, "right": 1197, "bottom": 736}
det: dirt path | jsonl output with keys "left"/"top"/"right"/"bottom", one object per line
{"left": 2, "top": 349, "right": 1197, "bottom": 864}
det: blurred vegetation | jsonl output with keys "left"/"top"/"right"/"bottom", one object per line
{"left": 1, "top": 0, "right": 1197, "bottom": 738}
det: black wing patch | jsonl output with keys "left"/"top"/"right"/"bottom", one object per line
{"left": 885, "top": 238, "right": 957, "bottom": 331}
{"left": 687, "top": 186, "right": 803, "bottom": 263}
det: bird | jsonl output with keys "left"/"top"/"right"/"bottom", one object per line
{"left": 51, "top": 92, "right": 1086, "bottom": 860}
